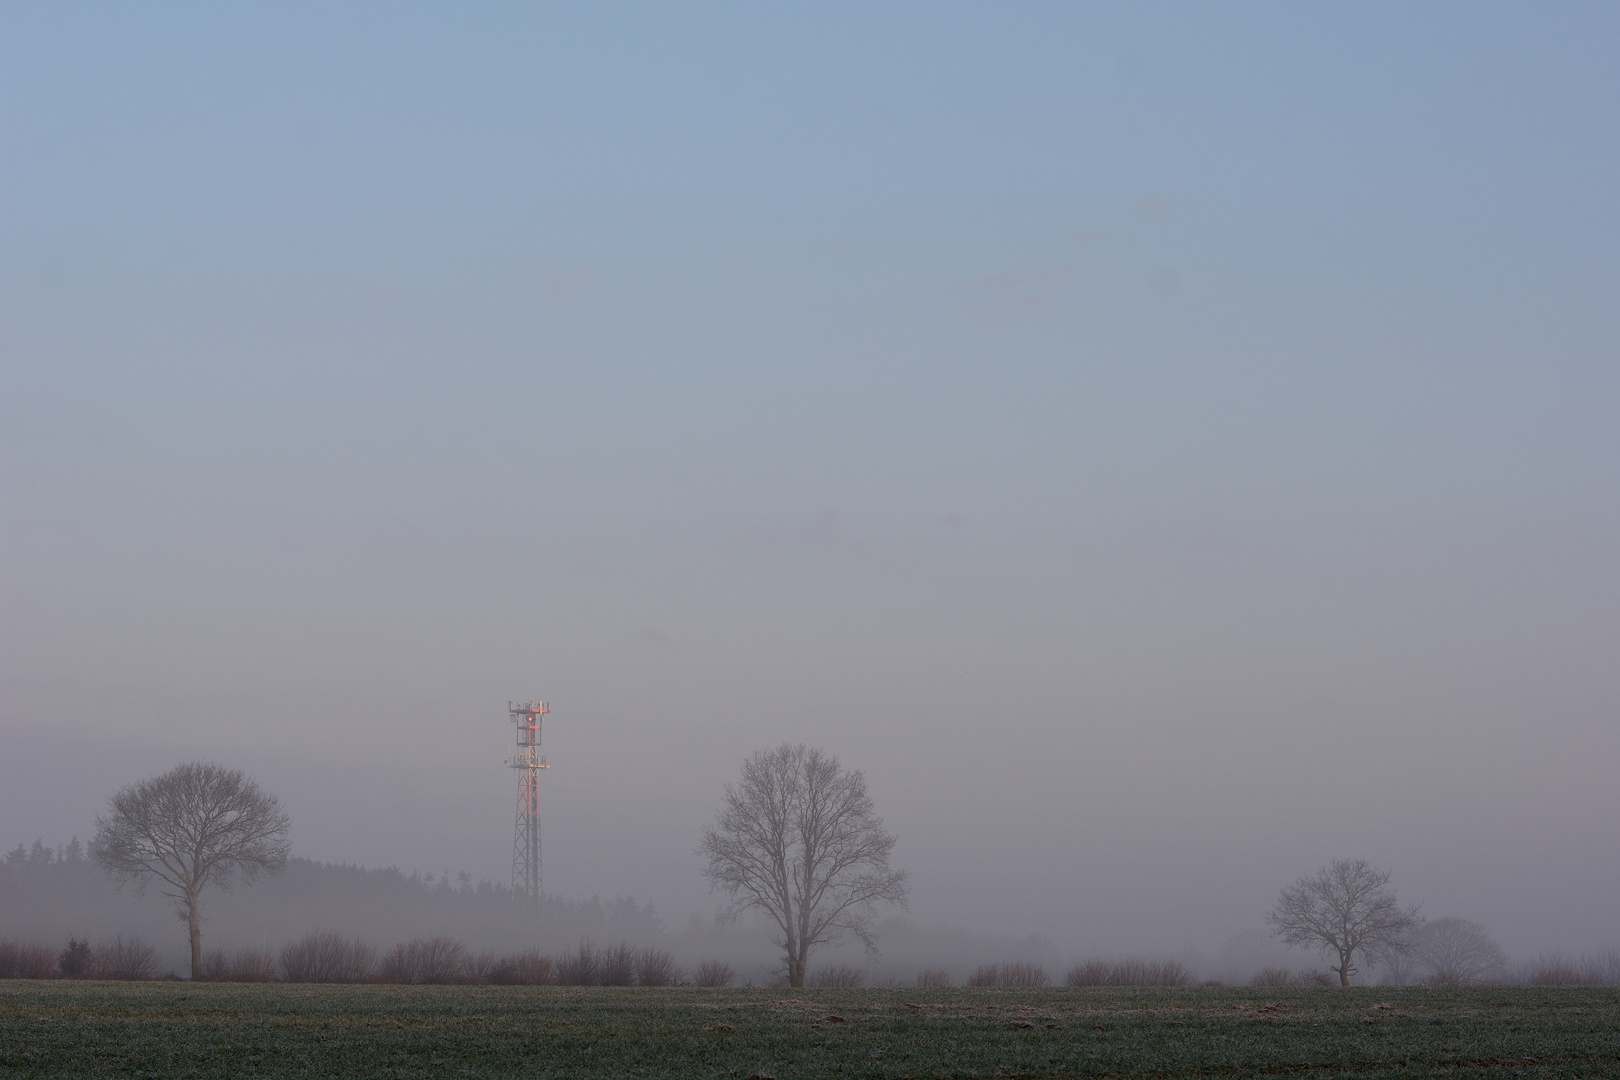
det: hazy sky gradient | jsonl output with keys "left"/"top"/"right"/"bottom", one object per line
{"left": 4, "top": 3, "right": 1617, "bottom": 959}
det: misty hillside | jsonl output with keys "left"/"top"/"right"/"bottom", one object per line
{"left": 1, "top": 839, "right": 663, "bottom": 972}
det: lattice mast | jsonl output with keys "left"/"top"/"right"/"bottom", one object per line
{"left": 506, "top": 700, "right": 550, "bottom": 902}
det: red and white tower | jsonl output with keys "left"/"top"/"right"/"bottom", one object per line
{"left": 506, "top": 700, "right": 550, "bottom": 902}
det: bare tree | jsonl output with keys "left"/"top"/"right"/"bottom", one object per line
{"left": 92, "top": 761, "right": 291, "bottom": 980}
{"left": 1265, "top": 858, "right": 1421, "bottom": 986}
{"left": 699, "top": 744, "right": 908, "bottom": 987}
{"left": 1413, "top": 917, "right": 1506, "bottom": 985}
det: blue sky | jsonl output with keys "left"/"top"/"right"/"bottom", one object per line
{"left": 3, "top": 3, "right": 1618, "bottom": 956}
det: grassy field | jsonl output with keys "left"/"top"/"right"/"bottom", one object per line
{"left": 3, "top": 982, "right": 1618, "bottom": 1079}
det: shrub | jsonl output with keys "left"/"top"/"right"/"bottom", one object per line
{"left": 280, "top": 931, "right": 378, "bottom": 983}
{"left": 200, "top": 950, "right": 232, "bottom": 981}
{"left": 1530, "top": 966, "right": 1601, "bottom": 986}
{"left": 634, "top": 947, "right": 681, "bottom": 987}
{"left": 379, "top": 937, "right": 467, "bottom": 984}
{"left": 1068, "top": 959, "right": 1191, "bottom": 987}
{"left": 692, "top": 959, "right": 735, "bottom": 987}
{"left": 555, "top": 942, "right": 600, "bottom": 986}
{"left": 93, "top": 938, "right": 158, "bottom": 981}
{"left": 464, "top": 951, "right": 501, "bottom": 984}
{"left": 1062, "top": 965, "right": 1114, "bottom": 990}
{"left": 807, "top": 964, "right": 865, "bottom": 988}
{"left": 58, "top": 938, "right": 95, "bottom": 979}
{"left": 598, "top": 942, "right": 636, "bottom": 987}
{"left": 0, "top": 940, "right": 59, "bottom": 979}
{"left": 466, "top": 949, "right": 557, "bottom": 985}
{"left": 1522, "top": 949, "right": 1620, "bottom": 987}
{"left": 914, "top": 967, "right": 953, "bottom": 988}
{"left": 1064, "top": 960, "right": 1113, "bottom": 986}
{"left": 966, "top": 964, "right": 1001, "bottom": 987}
{"left": 999, "top": 961, "right": 1050, "bottom": 987}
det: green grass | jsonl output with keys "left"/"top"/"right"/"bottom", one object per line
{"left": 3, "top": 982, "right": 1618, "bottom": 1079}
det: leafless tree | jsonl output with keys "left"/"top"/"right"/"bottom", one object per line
{"left": 1413, "top": 917, "right": 1506, "bottom": 985}
{"left": 914, "top": 967, "right": 953, "bottom": 988}
{"left": 92, "top": 761, "right": 291, "bottom": 980}
{"left": 699, "top": 744, "right": 908, "bottom": 987}
{"left": 1266, "top": 858, "right": 1421, "bottom": 986}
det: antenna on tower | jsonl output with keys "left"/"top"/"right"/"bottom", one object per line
{"left": 505, "top": 700, "right": 550, "bottom": 904}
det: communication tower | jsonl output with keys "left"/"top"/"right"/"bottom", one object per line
{"left": 506, "top": 700, "right": 550, "bottom": 902}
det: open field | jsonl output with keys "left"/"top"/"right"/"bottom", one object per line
{"left": 4, "top": 983, "right": 1619, "bottom": 1079}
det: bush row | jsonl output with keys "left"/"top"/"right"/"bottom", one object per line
{"left": 0, "top": 937, "right": 159, "bottom": 980}
{"left": 224, "top": 933, "right": 736, "bottom": 986}
{"left": 1, "top": 933, "right": 733, "bottom": 985}
{"left": 1065, "top": 959, "right": 1193, "bottom": 987}
{"left": 950, "top": 959, "right": 1194, "bottom": 988}
{"left": 11, "top": 935, "right": 1617, "bottom": 987}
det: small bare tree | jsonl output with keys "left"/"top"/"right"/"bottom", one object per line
{"left": 699, "top": 744, "right": 908, "bottom": 987}
{"left": 1266, "top": 858, "right": 1421, "bottom": 986}
{"left": 92, "top": 761, "right": 291, "bottom": 980}
{"left": 1413, "top": 917, "right": 1506, "bottom": 985}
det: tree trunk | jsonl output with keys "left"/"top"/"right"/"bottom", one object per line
{"left": 1338, "top": 949, "right": 1351, "bottom": 987}
{"left": 788, "top": 951, "right": 806, "bottom": 987}
{"left": 187, "top": 887, "right": 203, "bottom": 981}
